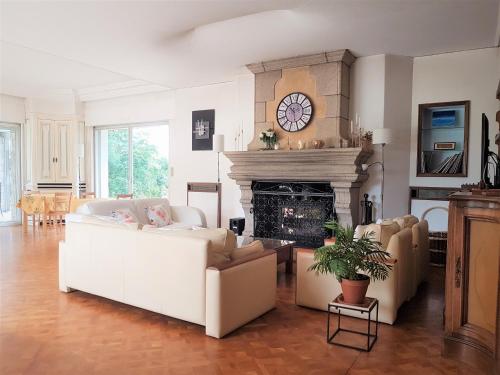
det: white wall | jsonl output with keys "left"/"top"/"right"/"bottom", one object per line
{"left": 383, "top": 55, "right": 413, "bottom": 218}
{"left": 85, "top": 90, "right": 175, "bottom": 126}
{"left": 410, "top": 47, "right": 499, "bottom": 187}
{"left": 350, "top": 54, "right": 413, "bottom": 221}
{"left": 25, "top": 95, "right": 76, "bottom": 115}
{"left": 168, "top": 75, "right": 254, "bottom": 228}
{"left": 350, "top": 55, "right": 386, "bottom": 218}
{"left": 0, "top": 94, "right": 25, "bottom": 124}
{"left": 407, "top": 47, "right": 499, "bottom": 231}
{"left": 83, "top": 75, "right": 255, "bottom": 229}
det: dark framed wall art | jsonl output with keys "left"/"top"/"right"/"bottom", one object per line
{"left": 192, "top": 109, "right": 215, "bottom": 150}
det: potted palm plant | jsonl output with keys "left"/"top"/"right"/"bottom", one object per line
{"left": 308, "top": 220, "right": 392, "bottom": 304}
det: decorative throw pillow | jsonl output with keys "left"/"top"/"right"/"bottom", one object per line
{"left": 231, "top": 240, "right": 264, "bottom": 261}
{"left": 111, "top": 208, "right": 138, "bottom": 224}
{"left": 145, "top": 204, "right": 173, "bottom": 227}
{"left": 363, "top": 221, "right": 400, "bottom": 249}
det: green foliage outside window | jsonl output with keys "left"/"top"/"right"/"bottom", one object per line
{"left": 107, "top": 129, "right": 168, "bottom": 198}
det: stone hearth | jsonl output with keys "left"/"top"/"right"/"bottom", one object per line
{"left": 224, "top": 148, "right": 371, "bottom": 236}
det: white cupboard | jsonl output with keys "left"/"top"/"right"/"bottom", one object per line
{"left": 35, "top": 118, "right": 74, "bottom": 185}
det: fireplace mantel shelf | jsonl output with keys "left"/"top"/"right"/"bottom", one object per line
{"left": 224, "top": 147, "right": 372, "bottom": 183}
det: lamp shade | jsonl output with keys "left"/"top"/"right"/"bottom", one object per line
{"left": 372, "top": 128, "right": 393, "bottom": 145}
{"left": 213, "top": 134, "right": 224, "bottom": 152}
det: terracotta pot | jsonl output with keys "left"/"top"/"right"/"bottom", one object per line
{"left": 324, "top": 237, "right": 336, "bottom": 246}
{"left": 340, "top": 276, "right": 370, "bottom": 304}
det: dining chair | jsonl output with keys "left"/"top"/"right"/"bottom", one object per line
{"left": 23, "top": 190, "right": 42, "bottom": 228}
{"left": 81, "top": 192, "right": 96, "bottom": 199}
{"left": 117, "top": 194, "right": 133, "bottom": 199}
{"left": 47, "top": 192, "right": 73, "bottom": 225}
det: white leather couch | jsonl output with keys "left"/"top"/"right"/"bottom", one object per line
{"left": 296, "top": 222, "right": 412, "bottom": 325}
{"left": 76, "top": 198, "right": 208, "bottom": 228}
{"left": 60, "top": 198, "right": 277, "bottom": 338}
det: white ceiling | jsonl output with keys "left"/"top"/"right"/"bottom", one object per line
{"left": 1, "top": 0, "right": 499, "bottom": 100}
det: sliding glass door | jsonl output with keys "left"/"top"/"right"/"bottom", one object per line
{"left": 95, "top": 123, "right": 169, "bottom": 199}
{"left": 0, "top": 123, "right": 21, "bottom": 224}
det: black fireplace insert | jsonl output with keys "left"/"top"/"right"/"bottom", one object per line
{"left": 252, "top": 181, "right": 335, "bottom": 248}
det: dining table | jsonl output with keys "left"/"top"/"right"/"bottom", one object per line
{"left": 17, "top": 194, "right": 100, "bottom": 229}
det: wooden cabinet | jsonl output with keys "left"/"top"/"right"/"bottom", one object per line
{"left": 445, "top": 192, "right": 500, "bottom": 374}
{"left": 35, "top": 118, "right": 74, "bottom": 185}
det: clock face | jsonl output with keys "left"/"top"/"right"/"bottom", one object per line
{"left": 276, "top": 92, "right": 313, "bottom": 132}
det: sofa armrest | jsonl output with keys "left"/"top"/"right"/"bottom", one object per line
{"left": 170, "top": 206, "right": 207, "bottom": 228}
{"left": 205, "top": 250, "right": 276, "bottom": 338}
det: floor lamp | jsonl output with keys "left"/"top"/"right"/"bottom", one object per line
{"left": 361, "top": 128, "right": 393, "bottom": 220}
{"left": 213, "top": 134, "right": 224, "bottom": 228}
{"left": 213, "top": 135, "right": 224, "bottom": 183}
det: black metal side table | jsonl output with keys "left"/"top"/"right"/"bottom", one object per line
{"left": 326, "top": 294, "right": 379, "bottom": 352}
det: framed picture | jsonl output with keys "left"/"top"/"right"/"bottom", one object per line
{"left": 434, "top": 142, "right": 456, "bottom": 150}
{"left": 192, "top": 109, "right": 215, "bottom": 150}
{"left": 431, "top": 110, "right": 456, "bottom": 128}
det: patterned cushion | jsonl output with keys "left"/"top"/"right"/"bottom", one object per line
{"left": 145, "top": 204, "right": 173, "bottom": 227}
{"left": 111, "top": 208, "right": 138, "bottom": 224}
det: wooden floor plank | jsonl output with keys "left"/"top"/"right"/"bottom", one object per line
{"left": 0, "top": 226, "right": 485, "bottom": 374}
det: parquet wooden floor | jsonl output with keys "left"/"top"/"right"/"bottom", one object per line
{"left": 0, "top": 226, "right": 487, "bottom": 375}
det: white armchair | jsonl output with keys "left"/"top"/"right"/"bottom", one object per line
{"left": 296, "top": 222, "right": 413, "bottom": 325}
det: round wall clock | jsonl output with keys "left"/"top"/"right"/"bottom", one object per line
{"left": 276, "top": 92, "right": 313, "bottom": 132}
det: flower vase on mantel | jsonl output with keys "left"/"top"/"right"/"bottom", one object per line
{"left": 259, "top": 129, "right": 278, "bottom": 150}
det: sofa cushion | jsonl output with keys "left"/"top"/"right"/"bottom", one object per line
{"left": 112, "top": 208, "right": 139, "bottom": 224}
{"left": 231, "top": 240, "right": 264, "bottom": 261}
{"left": 142, "top": 223, "right": 204, "bottom": 231}
{"left": 76, "top": 198, "right": 172, "bottom": 225}
{"left": 66, "top": 213, "right": 140, "bottom": 230}
{"left": 361, "top": 221, "right": 401, "bottom": 249}
{"left": 393, "top": 215, "right": 419, "bottom": 229}
{"left": 156, "top": 228, "right": 236, "bottom": 266}
{"left": 145, "top": 204, "right": 173, "bottom": 227}
{"left": 77, "top": 199, "right": 137, "bottom": 217}
{"left": 133, "top": 198, "right": 172, "bottom": 225}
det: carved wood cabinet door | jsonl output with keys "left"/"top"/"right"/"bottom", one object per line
{"left": 445, "top": 195, "right": 500, "bottom": 373}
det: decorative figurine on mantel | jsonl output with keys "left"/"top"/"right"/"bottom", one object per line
{"left": 311, "top": 139, "right": 324, "bottom": 149}
{"left": 259, "top": 129, "right": 278, "bottom": 150}
{"left": 350, "top": 114, "right": 362, "bottom": 147}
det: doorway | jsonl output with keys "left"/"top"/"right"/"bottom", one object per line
{"left": 0, "top": 123, "right": 21, "bottom": 225}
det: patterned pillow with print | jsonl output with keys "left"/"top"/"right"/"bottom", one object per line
{"left": 145, "top": 204, "right": 173, "bottom": 227}
{"left": 111, "top": 208, "right": 138, "bottom": 224}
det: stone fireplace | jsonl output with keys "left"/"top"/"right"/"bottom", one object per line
{"left": 224, "top": 148, "right": 371, "bottom": 237}
{"left": 224, "top": 49, "right": 372, "bottom": 240}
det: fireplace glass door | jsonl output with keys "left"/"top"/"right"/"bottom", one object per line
{"left": 252, "top": 182, "right": 334, "bottom": 248}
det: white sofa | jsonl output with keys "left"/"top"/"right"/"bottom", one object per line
{"left": 60, "top": 199, "right": 277, "bottom": 338}
{"left": 296, "top": 216, "right": 430, "bottom": 325}
{"left": 76, "top": 198, "right": 208, "bottom": 228}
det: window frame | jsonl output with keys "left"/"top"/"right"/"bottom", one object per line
{"left": 94, "top": 121, "right": 169, "bottom": 198}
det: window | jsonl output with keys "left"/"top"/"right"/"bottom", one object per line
{"left": 95, "top": 123, "right": 169, "bottom": 199}
{"left": 0, "top": 123, "right": 21, "bottom": 224}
